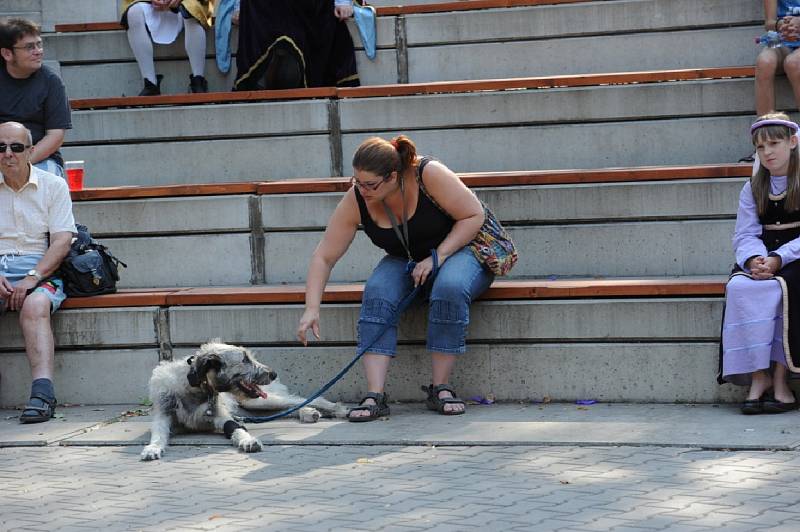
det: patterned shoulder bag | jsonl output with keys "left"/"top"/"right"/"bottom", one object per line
{"left": 416, "top": 158, "right": 518, "bottom": 276}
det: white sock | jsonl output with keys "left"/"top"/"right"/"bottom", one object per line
{"left": 126, "top": 3, "right": 157, "bottom": 84}
{"left": 183, "top": 17, "right": 206, "bottom": 77}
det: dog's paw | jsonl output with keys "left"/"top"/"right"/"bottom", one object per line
{"left": 238, "top": 435, "right": 263, "bottom": 453}
{"left": 298, "top": 407, "right": 321, "bottom": 424}
{"left": 332, "top": 402, "right": 349, "bottom": 419}
{"left": 140, "top": 444, "right": 164, "bottom": 461}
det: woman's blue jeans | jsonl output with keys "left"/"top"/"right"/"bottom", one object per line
{"left": 357, "top": 246, "right": 494, "bottom": 356}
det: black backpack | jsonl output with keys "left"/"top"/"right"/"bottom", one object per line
{"left": 58, "top": 224, "right": 126, "bottom": 297}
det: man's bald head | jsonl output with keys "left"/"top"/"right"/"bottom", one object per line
{"left": 0, "top": 121, "right": 33, "bottom": 145}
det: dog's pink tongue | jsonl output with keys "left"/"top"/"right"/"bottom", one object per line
{"left": 256, "top": 387, "right": 268, "bottom": 399}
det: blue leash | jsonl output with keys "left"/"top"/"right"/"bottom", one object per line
{"left": 238, "top": 250, "right": 439, "bottom": 423}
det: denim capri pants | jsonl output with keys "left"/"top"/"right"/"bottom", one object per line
{"left": 357, "top": 246, "right": 494, "bottom": 356}
{"left": 0, "top": 254, "right": 67, "bottom": 313}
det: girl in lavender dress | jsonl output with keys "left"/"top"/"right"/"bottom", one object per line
{"left": 721, "top": 112, "right": 800, "bottom": 414}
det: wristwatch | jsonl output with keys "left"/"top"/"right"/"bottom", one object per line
{"left": 26, "top": 269, "right": 43, "bottom": 281}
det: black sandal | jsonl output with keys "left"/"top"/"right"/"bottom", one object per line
{"left": 19, "top": 392, "right": 56, "bottom": 424}
{"left": 422, "top": 384, "right": 466, "bottom": 416}
{"left": 347, "top": 392, "right": 390, "bottom": 422}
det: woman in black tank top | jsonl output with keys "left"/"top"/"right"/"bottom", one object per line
{"left": 296, "top": 135, "right": 495, "bottom": 421}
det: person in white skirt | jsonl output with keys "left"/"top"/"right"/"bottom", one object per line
{"left": 121, "top": 0, "right": 213, "bottom": 95}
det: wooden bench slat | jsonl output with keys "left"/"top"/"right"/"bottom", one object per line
{"left": 59, "top": 288, "right": 185, "bottom": 309}
{"left": 71, "top": 164, "right": 750, "bottom": 202}
{"left": 71, "top": 182, "right": 260, "bottom": 201}
{"left": 53, "top": 0, "right": 602, "bottom": 33}
{"left": 54, "top": 22, "right": 123, "bottom": 32}
{"left": 70, "top": 87, "right": 337, "bottom": 110}
{"left": 378, "top": 0, "right": 595, "bottom": 15}
{"left": 336, "top": 67, "right": 756, "bottom": 99}
{"left": 60, "top": 278, "right": 727, "bottom": 309}
{"left": 69, "top": 67, "right": 756, "bottom": 110}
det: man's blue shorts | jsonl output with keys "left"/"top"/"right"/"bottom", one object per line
{"left": 0, "top": 254, "right": 66, "bottom": 313}
{"left": 33, "top": 158, "right": 65, "bottom": 179}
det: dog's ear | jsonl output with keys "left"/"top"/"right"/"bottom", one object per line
{"left": 186, "top": 354, "right": 223, "bottom": 387}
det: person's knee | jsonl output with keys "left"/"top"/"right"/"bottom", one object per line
{"left": 127, "top": 2, "right": 148, "bottom": 27}
{"left": 785, "top": 53, "right": 800, "bottom": 77}
{"left": 430, "top": 275, "right": 470, "bottom": 307}
{"left": 430, "top": 279, "right": 470, "bottom": 325}
{"left": 725, "top": 277, "right": 754, "bottom": 301}
{"left": 756, "top": 49, "right": 781, "bottom": 77}
{"left": 19, "top": 295, "right": 51, "bottom": 325}
{"left": 360, "top": 296, "right": 397, "bottom": 322}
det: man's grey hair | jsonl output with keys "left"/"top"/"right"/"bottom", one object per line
{"left": 0, "top": 121, "right": 33, "bottom": 145}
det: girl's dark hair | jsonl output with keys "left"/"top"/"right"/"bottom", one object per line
{"left": 351, "top": 135, "right": 417, "bottom": 178}
{"left": 751, "top": 112, "right": 800, "bottom": 215}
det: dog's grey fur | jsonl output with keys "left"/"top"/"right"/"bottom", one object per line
{"left": 141, "top": 341, "right": 347, "bottom": 461}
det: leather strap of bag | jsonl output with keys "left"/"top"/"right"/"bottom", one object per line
{"left": 414, "top": 156, "right": 451, "bottom": 217}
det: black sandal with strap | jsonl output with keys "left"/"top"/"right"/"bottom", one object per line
{"left": 422, "top": 384, "right": 466, "bottom": 415}
{"left": 19, "top": 392, "right": 56, "bottom": 424}
{"left": 347, "top": 392, "right": 390, "bottom": 422}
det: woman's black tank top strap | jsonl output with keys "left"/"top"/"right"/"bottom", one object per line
{"left": 354, "top": 157, "right": 454, "bottom": 261}
{"left": 759, "top": 195, "right": 800, "bottom": 252}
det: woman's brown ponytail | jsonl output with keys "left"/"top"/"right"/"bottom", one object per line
{"left": 352, "top": 135, "right": 417, "bottom": 177}
{"left": 391, "top": 135, "right": 417, "bottom": 174}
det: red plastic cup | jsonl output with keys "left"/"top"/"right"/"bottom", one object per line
{"left": 65, "top": 160, "right": 84, "bottom": 191}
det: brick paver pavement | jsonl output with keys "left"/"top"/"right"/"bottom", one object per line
{"left": 2, "top": 445, "right": 800, "bottom": 531}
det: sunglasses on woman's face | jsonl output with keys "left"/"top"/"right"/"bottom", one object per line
{"left": 0, "top": 143, "right": 30, "bottom": 154}
{"left": 351, "top": 174, "right": 390, "bottom": 191}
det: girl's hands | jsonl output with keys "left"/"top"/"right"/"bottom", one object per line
{"left": 748, "top": 255, "right": 782, "bottom": 279}
{"left": 297, "top": 308, "right": 321, "bottom": 346}
{"left": 780, "top": 17, "right": 800, "bottom": 41}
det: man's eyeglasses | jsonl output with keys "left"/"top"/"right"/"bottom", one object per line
{"left": 0, "top": 143, "right": 31, "bottom": 154}
{"left": 350, "top": 175, "right": 390, "bottom": 191}
{"left": 12, "top": 40, "right": 44, "bottom": 53}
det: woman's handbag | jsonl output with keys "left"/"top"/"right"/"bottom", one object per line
{"left": 468, "top": 202, "right": 518, "bottom": 276}
{"left": 416, "top": 158, "right": 518, "bottom": 276}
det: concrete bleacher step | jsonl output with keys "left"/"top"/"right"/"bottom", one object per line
{"left": 0, "top": 278, "right": 733, "bottom": 406}
{"left": 47, "top": 0, "right": 760, "bottom": 97}
{"left": 0, "top": 0, "right": 758, "bottom": 410}
{"left": 69, "top": 164, "right": 747, "bottom": 288}
{"left": 0, "top": 0, "right": 42, "bottom": 25}
{"left": 62, "top": 69, "right": 776, "bottom": 185}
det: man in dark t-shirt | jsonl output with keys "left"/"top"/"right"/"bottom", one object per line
{"left": 0, "top": 18, "right": 72, "bottom": 177}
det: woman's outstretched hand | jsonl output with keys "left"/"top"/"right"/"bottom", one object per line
{"left": 297, "top": 308, "right": 321, "bottom": 346}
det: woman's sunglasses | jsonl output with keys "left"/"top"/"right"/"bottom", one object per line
{"left": 350, "top": 174, "right": 390, "bottom": 191}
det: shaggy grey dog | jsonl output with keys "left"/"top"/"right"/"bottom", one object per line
{"left": 141, "top": 341, "right": 347, "bottom": 461}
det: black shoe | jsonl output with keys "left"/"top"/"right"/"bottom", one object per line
{"left": 189, "top": 74, "right": 208, "bottom": 93}
{"left": 139, "top": 74, "right": 163, "bottom": 96}
{"left": 762, "top": 395, "right": 799, "bottom": 414}
{"left": 740, "top": 398, "right": 764, "bottom": 415}
{"left": 738, "top": 153, "right": 755, "bottom": 163}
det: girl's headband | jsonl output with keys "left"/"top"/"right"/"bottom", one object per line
{"left": 750, "top": 119, "right": 800, "bottom": 133}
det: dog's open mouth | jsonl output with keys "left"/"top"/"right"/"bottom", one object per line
{"left": 237, "top": 381, "right": 268, "bottom": 399}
